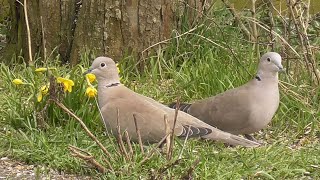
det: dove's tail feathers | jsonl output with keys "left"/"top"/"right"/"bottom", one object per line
{"left": 168, "top": 102, "right": 192, "bottom": 113}
{"left": 204, "top": 130, "right": 261, "bottom": 148}
{"left": 178, "top": 125, "right": 212, "bottom": 139}
{"left": 177, "top": 125, "right": 259, "bottom": 147}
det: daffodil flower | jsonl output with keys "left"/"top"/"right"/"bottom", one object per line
{"left": 86, "top": 73, "right": 96, "bottom": 83}
{"left": 41, "top": 84, "right": 49, "bottom": 94}
{"left": 37, "top": 84, "right": 50, "bottom": 102}
{"left": 37, "top": 93, "right": 43, "bottom": 102}
{"left": 12, "top": 79, "right": 24, "bottom": 85}
{"left": 116, "top": 63, "right": 120, "bottom": 73}
{"left": 35, "top": 67, "right": 57, "bottom": 73}
{"left": 35, "top": 68, "right": 48, "bottom": 72}
{"left": 115, "top": 63, "right": 123, "bottom": 82}
{"left": 57, "top": 77, "right": 74, "bottom": 92}
{"left": 85, "top": 86, "right": 97, "bottom": 98}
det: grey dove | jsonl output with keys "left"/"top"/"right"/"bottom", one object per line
{"left": 85, "top": 56, "right": 260, "bottom": 147}
{"left": 169, "top": 52, "right": 284, "bottom": 140}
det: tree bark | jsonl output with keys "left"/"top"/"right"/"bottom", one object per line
{"left": 1, "top": 0, "right": 209, "bottom": 65}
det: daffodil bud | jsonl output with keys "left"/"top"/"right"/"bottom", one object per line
{"left": 12, "top": 79, "right": 24, "bottom": 85}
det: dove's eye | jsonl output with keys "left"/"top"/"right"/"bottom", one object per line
{"left": 267, "top": 58, "right": 271, "bottom": 62}
{"left": 100, "top": 63, "right": 106, "bottom": 67}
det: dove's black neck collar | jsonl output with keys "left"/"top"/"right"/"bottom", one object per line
{"left": 106, "top": 82, "right": 120, "bottom": 88}
{"left": 255, "top": 75, "right": 261, "bottom": 81}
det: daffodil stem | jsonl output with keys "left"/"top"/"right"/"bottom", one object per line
{"left": 86, "top": 78, "right": 92, "bottom": 86}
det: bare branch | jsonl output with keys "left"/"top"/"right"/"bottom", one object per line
{"left": 221, "top": 0, "right": 252, "bottom": 39}
{"left": 116, "top": 108, "right": 129, "bottom": 160}
{"left": 40, "top": 16, "right": 47, "bottom": 62}
{"left": 23, "top": 0, "right": 33, "bottom": 64}
{"left": 53, "top": 100, "right": 113, "bottom": 160}
{"left": 164, "top": 114, "right": 171, "bottom": 157}
{"left": 181, "top": 157, "right": 201, "bottom": 179}
{"left": 68, "top": 145, "right": 107, "bottom": 173}
{"left": 167, "top": 98, "right": 180, "bottom": 160}
{"left": 139, "top": 133, "right": 171, "bottom": 165}
{"left": 178, "top": 126, "right": 191, "bottom": 159}
{"left": 124, "top": 130, "right": 134, "bottom": 157}
{"left": 133, "top": 114, "right": 144, "bottom": 154}
{"left": 15, "top": 0, "right": 23, "bottom": 6}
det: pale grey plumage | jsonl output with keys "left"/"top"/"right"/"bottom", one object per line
{"left": 169, "top": 52, "right": 283, "bottom": 137}
{"left": 86, "top": 57, "right": 260, "bottom": 147}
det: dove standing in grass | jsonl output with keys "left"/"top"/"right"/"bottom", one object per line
{"left": 169, "top": 52, "right": 284, "bottom": 140}
{"left": 85, "top": 57, "right": 260, "bottom": 147}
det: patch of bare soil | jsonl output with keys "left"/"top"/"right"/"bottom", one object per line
{"left": 0, "top": 157, "right": 92, "bottom": 180}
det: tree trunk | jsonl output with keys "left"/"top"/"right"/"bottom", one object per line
{"left": 1, "top": 0, "right": 210, "bottom": 65}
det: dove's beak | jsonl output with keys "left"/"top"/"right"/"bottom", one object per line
{"left": 277, "top": 65, "right": 286, "bottom": 73}
{"left": 83, "top": 68, "right": 93, "bottom": 75}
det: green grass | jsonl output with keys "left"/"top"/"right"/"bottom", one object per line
{"left": 1, "top": 6, "right": 320, "bottom": 179}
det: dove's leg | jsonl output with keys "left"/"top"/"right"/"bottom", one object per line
{"left": 244, "top": 134, "right": 265, "bottom": 144}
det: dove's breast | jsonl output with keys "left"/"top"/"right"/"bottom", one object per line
{"left": 246, "top": 81, "right": 280, "bottom": 134}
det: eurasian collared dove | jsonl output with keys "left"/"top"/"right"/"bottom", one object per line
{"left": 169, "top": 52, "right": 283, "bottom": 140}
{"left": 85, "top": 57, "right": 260, "bottom": 147}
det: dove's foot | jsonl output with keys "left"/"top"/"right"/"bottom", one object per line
{"left": 244, "top": 134, "right": 264, "bottom": 144}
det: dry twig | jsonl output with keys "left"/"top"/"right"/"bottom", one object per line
{"left": 133, "top": 114, "right": 145, "bottom": 154}
{"left": 68, "top": 145, "right": 106, "bottom": 173}
{"left": 141, "top": 25, "right": 203, "bottom": 60}
{"left": 167, "top": 98, "right": 180, "bottom": 160}
{"left": 124, "top": 130, "right": 134, "bottom": 157}
{"left": 23, "top": 0, "right": 33, "bottom": 65}
{"left": 163, "top": 114, "right": 171, "bottom": 157}
{"left": 251, "top": 0, "right": 260, "bottom": 56}
{"left": 102, "top": 158, "right": 114, "bottom": 172}
{"left": 178, "top": 126, "right": 191, "bottom": 159}
{"left": 40, "top": 16, "right": 47, "bottom": 62}
{"left": 154, "top": 158, "right": 183, "bottom": 179}
{"left": 53, "top": 100, "right": 113, "bottom": 160}
{"left": 181, "top": 157, "right": 201, "bottom": 180}
{"left": 116, "top": 108, "right": 129, "bottom": 160}
{"left": 287, "top": 0, "right": 320, "bottom": 85}
{"left": 266, "top": 0, "right": 276, "bottom": 50}
{"left": 139, "top": 133, "right": 171, "bottom": 165}
{"left": 221, "top": 0, "right": 252, "bottom": 39}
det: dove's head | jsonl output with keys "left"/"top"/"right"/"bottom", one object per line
{"left": 257, "top": 52, "right": 284, "bottom": 78}
{"left": 85, "top": 56, "right": 120, "bottom": 86}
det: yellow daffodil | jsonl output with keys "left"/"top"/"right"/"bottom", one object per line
{"left": 37, "top": 93, "right": 43, "bottom": 102}
{"left": 85, "top": 86, "right": 97, "bottom": 98}
{"left": 12, "top": 79, "right": 24, "bottom": 85}
{"left": 57, "top": 77, "right": 74, "bottom": 92}
{"left": 40, "top": 84, "right": 49, "bottom": 95}
{"left": 86, "top": 73, "right": 96, "bottom": 83}
{"left": 116, "top": 63, "right": 120, "bottom": 73}
{"left": 35, "top": 68, "right": 48, "bottom": 72}
{"left": 35, "top": 67, "right": 57, "bottom": 73}
{"left": 116, "top": 63, "right": 123, "bottom": 82}
{"left": 37, "top": 84, "right": 50, "bottom": 102}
